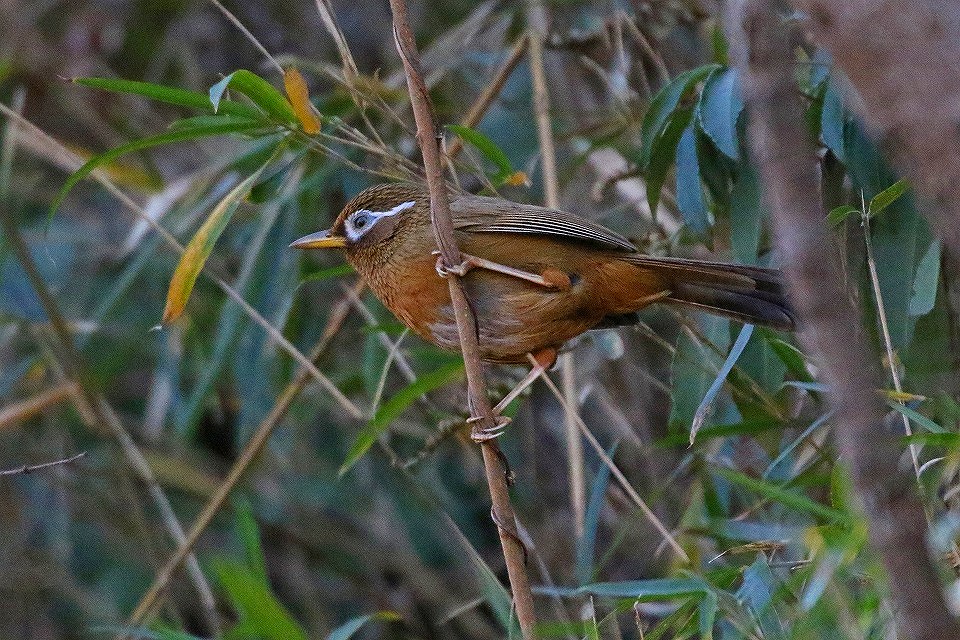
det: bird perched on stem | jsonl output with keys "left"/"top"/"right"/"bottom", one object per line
{"left": 292, "top": 183, "right": 794, "bottom": 435}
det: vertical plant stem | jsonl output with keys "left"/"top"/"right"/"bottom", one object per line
{"left": 862, "top": 212, "right": 921, "bottom": 478}
{"left": 526, "top": 1, "right": 587, "bottom": 539}
{"left": 388, "top": 2, "right": 538, "bottom": 636}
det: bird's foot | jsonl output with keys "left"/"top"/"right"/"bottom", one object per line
{"left": 433, "top": 251, "right": 570, "bottom": 290}
{"left": 467, "top": 414, "right": 512, "bottom": 442}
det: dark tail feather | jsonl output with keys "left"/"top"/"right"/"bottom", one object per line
{"left": 625, "top": 256, "right": 796, "bottom": 330}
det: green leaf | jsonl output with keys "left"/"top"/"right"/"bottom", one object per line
{"left": 576, "top": 578, "right": 708, "bottom": 600}
{"left": 729, "top": 165, "right": 764, "bottom": 264}
{"left": 299, "top": 264, "right": 355, "bottom": 285}
{"left": 887, "top": 401, "right": 947, "bottom": 433}
{"left": 766, "top": 338, "right": 814, "bottom": 383}
{"left": 639, "top": 64, "right": 721, "bottom": 167}
{"left": 697, "top": 67, "right": 743, "bottom": 160}
{"left": 675, "top": 120, "right": 710, "bottom": 234}
{"left": 902, "top": 431, "right": 960, "bottom": 447}
{"left": 868, "top": 179, "right": 909, "bottom": 218}
{"left": 909, "top": 240, "right": 941, "bottom": 316}
{"left": 73, "top": 77, "right": 263, "bottom": 120}
{"left": 162, "top": 145, "right": 283, "bottom": 322}
{"left": 327, "top": 612, "right": 401, "bottom": 640}
{"left": 691, "top": 324, "right": 754, "bottom": 444}
{"left": 737, "top": 556, "right": 785, "bottom": 637}
{"left": 212, "top": 558, "right": 308, "bottom": 640}
{"left": 645, "top": 107, "right": 692, "bottom": 218}
{"left": 50, "top": 119, "right": 265, "bottom": 221}
{"left": 446, "top": 124, "right": 515, "bottom": 184}
{"left": 210, "top": 70, "right": 297, "bottom": 124}
{"left": 820, "top": 79, "right": 846, "bottom": 162}
{"left": 716, "top": 467, "right": 850, "bottom": 523}
{"left": 233, "top": 497, "right": 268, "bottom": 589}
{"left": 827, "top": 205, "right": 859, "bottom": 226}
{"left": 339, "top": 361, "right": 465, "bottom": 476}
{"left": 576, "top": 443, "right": 617, "bottom": 586}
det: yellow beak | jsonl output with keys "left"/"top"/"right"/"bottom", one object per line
{"left": 289, "top": 229, "right": 346, "bottom": 249}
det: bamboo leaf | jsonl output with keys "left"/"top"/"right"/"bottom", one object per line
{"left": 697, "top": 67, "right": 743, "bottom": 160}
{"left": 283, "top": 68, "right": 321, "bottom": 134}
{"left": 909, "top": 240, "right": 941, "bottom": 316}
{"left": 210, "top": 70, "right": 297, "bottom": 124}
{"left": 576, "top": 578, "right": 708, "bottom": 600}
{"left": 639, "top": 64, "right": 720, "bottom": 167}
{"left": 675, "top": 120, "right": 710, "bottom": 234}
{"left": 868, "top": 178, "right": 909, "bottom": 218}
{"left": 50, "top": 119, "right": 265, "bottom": 220}
{"left": 446, "top": 124, "right": 516, "bottom": 185}
{"left": 339, "top": 361, "right": 464, "bottom": 476}
{"left": 690, "top": 324, "right": 754, "bottom": 444}
{"left": 162, "top": 147, "right": 281, "bottom": 323}
{"left": 212, "top": 558, "right": 308, "bottom": 640}
{"left": 646, "top": 107, "right": 691, "bottom": 218}
{"left": 717, "top": 467, "right": 850, "bottom": 523}
{"left": 827, "top": 204, "right": 859, "bottom": 226}
{"left": 73, "top": 76, "right": 262, "bottom": 120}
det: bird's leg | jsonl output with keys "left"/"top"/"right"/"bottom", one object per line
{"left": 434, "top": 251, "right": 570, "bottom": 290}
{"left": 468, "top": 348, "right": 558, "bottom": 443}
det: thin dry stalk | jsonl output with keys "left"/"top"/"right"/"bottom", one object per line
{"left": 447, "top": 35, "right": 530, "bottom": 159}
{"left": 124, "top": 284, "right": 359, "bottom": 628}
{"left": 733, "top": 2, "right": 960, "bottom": 638}
{"left": 208, "top": 0, "right": 283, "bottom": 74}
{"left": 861, "top": 210, "right": 920, "bottom": 478}
{"left": 388, "top": 1, "right": 538, "bottom": 635}
{"left": 0, "top": 381, "right": 77, "bottom": 431}
{"left": 0, "top": 451, "right": 86, "bottom": 476}
{"left": 526, "top": 1, "right": 587, "bottom": 540}
{"left": 532, "top": 357, "right": 690, "bottom": 562}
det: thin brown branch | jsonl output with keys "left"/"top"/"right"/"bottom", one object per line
{"left": 0, "top": 381, "right": 77, "bottom": 431}
{"left": 447, "top": 35, "right": 530, "bottom": 159}
{"left": 124, "top": 283, "right": 359, "bottom": 629}
{"left": 732, "top": 2, "right": 960, "bottom": 638}
{"left": 388, "top": 1, "right": 538, "bottom": 635}
{"left": 0, "top": 451, "right": 86, "bottom": 477}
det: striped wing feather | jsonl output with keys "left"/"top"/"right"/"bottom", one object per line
{"left": 451, "top": 194, "right": 638, "bottom": 252}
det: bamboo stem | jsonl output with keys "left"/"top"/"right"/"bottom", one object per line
{"left": 388, "top": 2, "right": 538, "bottom": 635}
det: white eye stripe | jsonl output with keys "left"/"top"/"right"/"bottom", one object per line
{"left": 344, "top": 200, "right": 416, "bottom": 242}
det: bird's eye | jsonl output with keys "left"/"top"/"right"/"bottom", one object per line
{"left": 353, "top": 213, "right": 370, "bottom": 230}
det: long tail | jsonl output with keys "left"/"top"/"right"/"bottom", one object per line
{"left": 625, "top": 255, "right": 796, "bottom": 330}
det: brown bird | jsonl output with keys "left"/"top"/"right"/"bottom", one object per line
{"left": 292, "top": 183, "right": 793, "bottom": 429}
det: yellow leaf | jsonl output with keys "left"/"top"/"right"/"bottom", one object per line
{"left": 283, "top": 68, "right": 321, "bottom": 135}
{"left": 503, "top": 170, "right": 530, "bottom": 187}
{"left": 881, "top": 389, "right": 927, "bottom": 403}
{"left": 162, "top": 150, "right": 280, "bottom": 323}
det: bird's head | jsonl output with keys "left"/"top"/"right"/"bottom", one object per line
{"left": 290, "top": 183, "right": 430, "bottom": 260}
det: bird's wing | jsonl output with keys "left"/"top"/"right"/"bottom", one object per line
{"left": 450, "top": 194, "right": 638, "bottom": 253}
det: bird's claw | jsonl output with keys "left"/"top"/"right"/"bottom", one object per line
{"left": 468, "top": 415, "right": 512, "bottom": 442}
{"left": 434, "top": 251, "right": 472, "bottom": 279}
